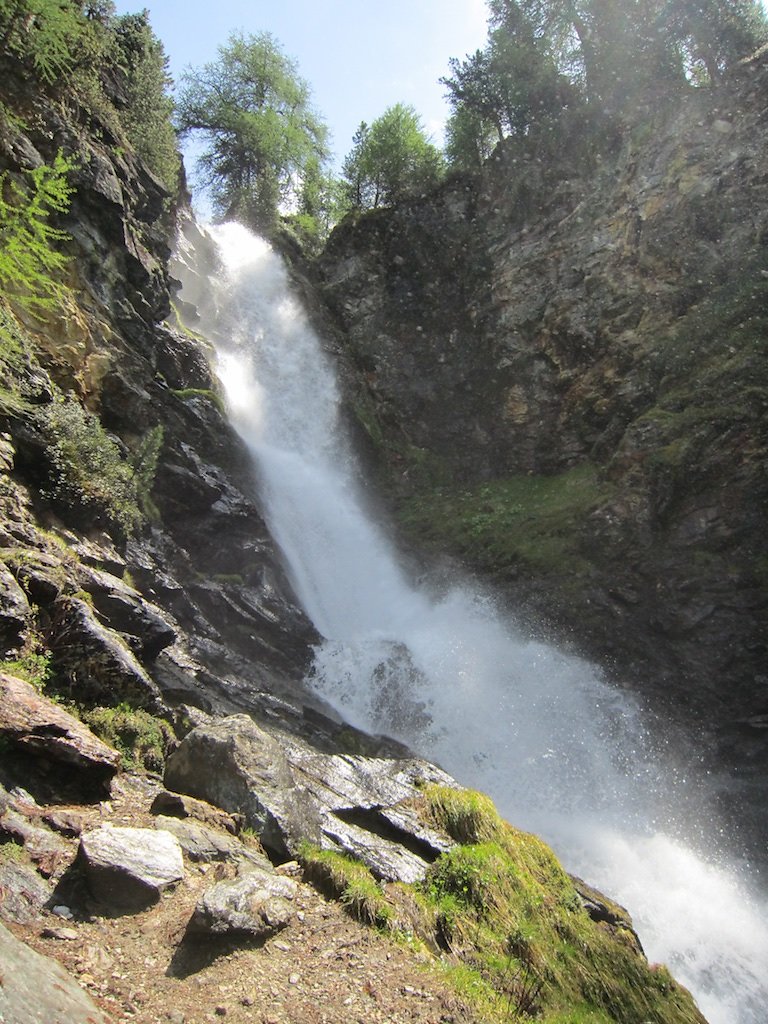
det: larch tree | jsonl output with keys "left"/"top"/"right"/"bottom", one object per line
{"left": 340, "top": 103, "right": 443, "bottom": 212}
{"left": 175, "top": 31, "right": 329, "bottom": 229}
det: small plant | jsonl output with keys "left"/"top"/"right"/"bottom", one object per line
{"left": 0, "top": 628, "right": 53, "bottom": 692}
{"left": 299, "top": 843, "right": 394, "bottom": 929}
{"left": 81, "top": 703, "right": 174, "bottom": 773}
{"left": 0, "top": 151, "right": 75, "bottom": 315}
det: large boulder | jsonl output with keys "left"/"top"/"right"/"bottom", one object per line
{"left": 0, "top": 673, "right": 120, "bottom": 795}
{"left": 164, "top": 714, "right": 318, "bottom": 860}
{"left": 164, "top": 714, "right": 458, "bottom": 881}
{"left": 79, "top": 824, "right": 184, "bottom": 909}
{"left": 0, "top": 921, "right": 109, "bottom": 1024}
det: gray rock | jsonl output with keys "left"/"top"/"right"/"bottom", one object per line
{"left": 152, "top": 815, "right": 266, "bottom": 865}
{"left": 164, "top": 714, "right": 458, "bottom": 881}
{"left": 77, "top": 564, "right": 177, "bottom": 659}
{"left": 188, "top": 865, "right": 297, "bottom": 938}
{"left": 79, "top": 824, "right": 184, "bottom": 909}
{"left": 0, "top": 673, "right": 120, "bottom": 794}
{"left": 48, "top": 597, "right": 165, "bottom": 710}
{"left": 150, "top": 789, "right": 240, "bottom": 834}
{"left": 0, "top": 920, "right": 109, "bottom": 1023}
{"left": 164, "top": 715, "right": 320, "bottom": 860}
{"left": 0, "top": 859, "right": 53, "bottom": 923}
{"left": 0, "top": 560, "right": 30, "bottom": 646}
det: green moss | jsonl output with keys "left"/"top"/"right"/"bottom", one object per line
{"left": 170, "top": 387, "right": 226, "bottom": 415}
{"left": 298, "top": 843, "right": 394, "bottom": 929}
{"left": 297, "top": 785, "right": 703, "bottom": 1024}
{"left": 397, "top": 463, "right": 614, "bottom": 577}
{"left": 81, "top": 703, "right": 174, "bottom": 773}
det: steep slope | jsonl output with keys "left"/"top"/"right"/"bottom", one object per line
{"left": 314, "top": 49, "right": 768, "bottom": 807}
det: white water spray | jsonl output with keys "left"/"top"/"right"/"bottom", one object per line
{"left": 187, "top": 223, "right": 768, "bottom": 1024}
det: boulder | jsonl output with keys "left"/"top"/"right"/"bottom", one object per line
{"left": 0, "top": 921, "right": 109, "bottom": 1024}
{"left": 47, "top": 597, "right": 165, "bottom": 710}
{"left": 152, "top": 815, "right": 266, "bottom": 866}
{"left": 188, "top": 865, "right": 297, "bottom": 938}
{"left": 164, "top": 715, "right": 320, "bottom": 860}
{"left": 77, "top": 564, "right": 177, "bottom": 660}
{"left": 0, "top": 673, "right": 120, "bottom": 794}
{"left": 150, "top": 788, "right": 240, "bottom": 834}
{"left": 79, "top": 824, "right": 184, "bottom": 909}
{"left": 164, "top": 714, "right": 459, "bottom": 881}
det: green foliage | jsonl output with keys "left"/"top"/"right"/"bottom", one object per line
{"left": 40, "top": 398, "right": 161, "bottom": 537}
{"left": 397, "top": 463, "right": 614, "bottom": 578}
{"left": 0, "top": 841, "right": 25, "bottom": 863}
{"left": 176, "top": 31, "right": 329, "bottom": 229}
{"left": 442, "top": 7, "right": 573, "bottom": 165}
{"left": 81, "top": 702, "right": 174, "bottom": 772}
{"left": 169, "top": 387, "right": 225, "bottom": 414}
{"left": 340, "top": 104, "right": 444, "bottom": 212}
{"left": 445, "top": 0, "right": 767, "bottom": 173}
{"left": 0, "top": 151, "right": 74, "bottom": 314}
{"left": 0, "top": 0, "right": 90, "bottom": 84}
{"left": 0, "top": 628, "right": 53, "bottom": 691}
{"left": 421, "top": 785, "right": 503, "bottom": 845}
{"left": 1, "top": 5, "right": 179, "bottom": 196}
{"left": 299, "top": 843, "right": 394, "bottom": 929}
{"left": 299, "top": 786, "right": 703, "bottom": 1024}
{"left": 110, "top": 11, "right": 179, "bottom": 190}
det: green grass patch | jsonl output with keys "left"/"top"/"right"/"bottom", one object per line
{"left": 81, "top": 703, "right": 174, "bottom": 773}
{"left": 298, "top": 843, "right": 395, "bottom": 929}
{"left": 397, "top": 463, "right": 614, "bottom": 576}
{"left": 297, "top": 785, "right": 703, "bottom": 1024}
{"left": 170, "top": 388, "right": 225, "bottom": 415}
{"left": 0, "top": 628, "right": 53, "bottom": 692}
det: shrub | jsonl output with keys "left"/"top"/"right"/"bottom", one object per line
{"left": 0, "top": 151, "right": 74, "bottom": 315}
{"left": 82, "top": 703, "right": 174, "bottom": 772}
{"left": 41, "top": 398, "right": 162, "bottom": 537}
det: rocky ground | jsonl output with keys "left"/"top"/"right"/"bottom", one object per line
{"left": 2, "top": 774, "right": 476, "bottom": 1024}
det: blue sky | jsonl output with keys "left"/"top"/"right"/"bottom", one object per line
{"left": 113, "top": 0, "right": 489, "bottom": 172}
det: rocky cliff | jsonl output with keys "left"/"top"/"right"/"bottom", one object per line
{"left": 313, "top": 48, "right": 768, "bottom": 829}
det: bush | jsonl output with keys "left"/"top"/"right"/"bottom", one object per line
{"left": 82, "top": 703, "right": 174, "bottom": 772}
{"left": 0, "top": 151, "right": 74, "bottom": 315}
{"left": 41, "top": 398, "right": 162, "bottom": 537}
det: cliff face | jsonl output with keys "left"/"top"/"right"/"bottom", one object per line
{"left": 0, "top": 70, "right": 332, "bottom": 736}
{"left": 314, "top": 50, "right": 768, "bottom": 786}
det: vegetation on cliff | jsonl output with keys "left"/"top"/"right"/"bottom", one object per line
{"left": 301, "top": 786, "right": 706, "bottom": 1024}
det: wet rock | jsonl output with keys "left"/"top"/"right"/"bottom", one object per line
{"left": 0, "top": 673, "right": 120, "bottom": 794}
{"left": 79, "top": 824, "right": 184, "bottom": 909}
{"left": 0, "top": 921, "right": 109, "bottom": 1023}
{"left": 165, "top": 714, "right": 459, "bottom": 881}
{"left": 188, "top": 865, "right": 297, "bottom": 938}
{"left": 152, "top": 815, "right": 265, "bottom": 866}
{"left": 47, "top": 597, "right": 165, "bottom": 710}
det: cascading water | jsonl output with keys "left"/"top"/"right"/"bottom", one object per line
{"left": 184, "top": 222, "right": 768, "bottom": 1024}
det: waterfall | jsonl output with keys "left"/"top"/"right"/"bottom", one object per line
{"left": 184, "top": 222, "right": 768, "bottom": 1024}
